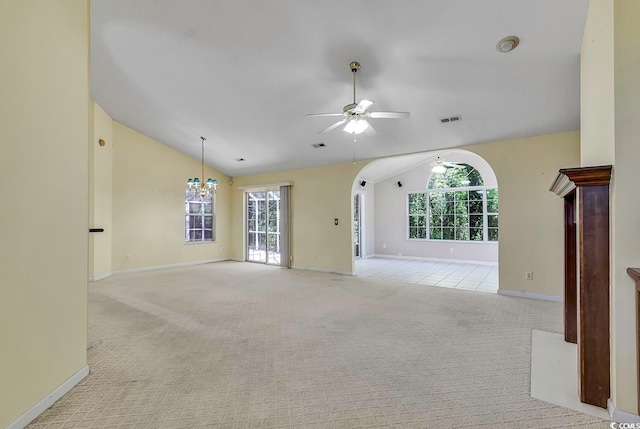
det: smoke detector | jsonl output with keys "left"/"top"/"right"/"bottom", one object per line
{"left": 496, "top": 36, "right": 520, "bottom": 53}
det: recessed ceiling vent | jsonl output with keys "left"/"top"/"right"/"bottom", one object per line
{"left": 311, "top": 143, "right": 326, "bottom": 148}
{"left": 235, "top": 158, "right": 245, "bottom": 162}
{"left": 440, "top": 115, "right": 462, "bottom": 124}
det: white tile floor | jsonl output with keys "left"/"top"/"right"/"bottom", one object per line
{"left": 355, "top": 256, "right": 498, "bottom": 293}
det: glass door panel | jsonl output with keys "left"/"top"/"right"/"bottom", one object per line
{"left": 247, "top": 192, "right": 267, "bottom": 263}
{"left": 354, "top": 194, "right": 361, "bottom": 258}
{"left": 267, "top": 190, "right": 280, "bottom": 265}
{"left": 246, "top": 189, "right": 281, "bottom": 265}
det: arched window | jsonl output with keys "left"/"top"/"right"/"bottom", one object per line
{"left": 408, "top": 164, "right": 498, "bottom": 242}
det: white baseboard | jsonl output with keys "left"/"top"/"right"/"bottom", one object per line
{"left": 6, "top": 365, "right": 89, "bottom": 429}
{"left": 362, "top": 254, "right": 376, "bottom": 259}
{"left": 89, "top": 272, "right": 112, "bottom": 282}
{"left": 230, "top": 258, "right": 244, "bottom": 262}
{"left": 372, "top": 253, "right": 498, "bottom": 266}
{"left": 291, "top": 265, "right": 354, "bottom": 276}
{"left": 609, "top": 398, "right": 640, "bottom": 423}
{"left": 112, "top": 258, "right": 230, "bottom": 276}
{"left": 498, "top": 289, "right": 563, "bottom": 302}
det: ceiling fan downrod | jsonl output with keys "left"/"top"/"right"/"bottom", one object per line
{"left": 350, "top": 61, "right": 360, "bottom": 105}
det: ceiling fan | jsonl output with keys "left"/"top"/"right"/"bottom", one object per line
{"left": 306, "top": 61, "right": 410, "bottom": 135}
{"left": 431, "top": 157, "right": 465, "bottom": 173}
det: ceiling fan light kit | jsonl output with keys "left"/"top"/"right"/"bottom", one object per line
{"left": 431, "top": 156, "right": 464, "bottom": 173}
{"left": 343, "top": 118, "right": 369, "bottom": 134}
{"left": 306, "top": 61, "right": 410, "bottom": 135}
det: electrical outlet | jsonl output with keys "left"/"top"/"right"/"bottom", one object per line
{"left": 222, "top": 246, "right": 225, "bottom": 252}
{"left": 525, "top": 271, "right": 533, "bottom": 280}
{"left": 450, "top": 248, "right": 454, "bottom": 253}
{"left": 383, "top": 244, "right": 387, "bottom": 249}
{"left": 125, "top": 254, "right": 131, "bottom": 261}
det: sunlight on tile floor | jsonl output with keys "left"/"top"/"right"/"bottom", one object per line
{"left": 355, "top": 257, "right": 498, "bottom": 293}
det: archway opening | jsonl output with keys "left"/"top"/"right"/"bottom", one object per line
{"left": 351, "top": 149, "right": 499, "bottom": 293}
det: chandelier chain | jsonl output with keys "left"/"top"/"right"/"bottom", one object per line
{"left": 201, "top": 136, "right": 206, "bottom": 187}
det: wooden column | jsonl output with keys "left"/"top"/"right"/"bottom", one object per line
{"left": 626, "top": 267, "right": 640, "bottom": 415}
{"left": 550, "top": 165, "right": 612, "bottom": 409}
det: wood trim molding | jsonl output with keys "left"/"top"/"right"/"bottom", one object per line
{"left": 550, "top": 165, "right": 612, "bottom": 197}
{"left": 549, "top": 172, "right": 576, "bottom": 197}
{"left": 627, "top": 267, "right": 640, "bottom": 284}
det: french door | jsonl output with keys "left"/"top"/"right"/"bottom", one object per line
{"left": 246, "top": 189, "right": 281, "bottom": 265}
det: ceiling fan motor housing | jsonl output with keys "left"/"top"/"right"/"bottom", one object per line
{"left": 343, "top": 103, "right": 359, "bottom": 116}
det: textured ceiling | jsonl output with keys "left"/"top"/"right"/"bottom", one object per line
{"left": 91, "top": 0, "right": 589, "bottom": 177}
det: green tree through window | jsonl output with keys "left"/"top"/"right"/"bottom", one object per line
{"left": 408, "top": 163, "right": 498, "bottom": 242}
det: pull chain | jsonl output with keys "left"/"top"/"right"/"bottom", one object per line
{"left": 353, "top": 134, "right": 357, "bottom": 164}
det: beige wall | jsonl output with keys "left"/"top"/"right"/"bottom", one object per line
{"left": 611, "top": 0, "right": 640, "bottom": 414}
{"left": 231, "top": 162, "right": 367, "bottom": 274}
{"left": 580, "top": 0, "right": 640, "bottom": 414}
{"left": 89, "top": 103, "right": 114, "bottom": 280}
{"left": 111, "top": 123, "right": 231, "bottom": 272}
{"left": 581, "top": 0, "right": 615, "bottom": 166}
{"left": 0, "top": 1, "right": 89, "bottom": 427}
{"left": 463, "top": 131, "right": 580, "bottom": 297}
{"left": 231, "top": 132, "right": 578, "bottom": 290}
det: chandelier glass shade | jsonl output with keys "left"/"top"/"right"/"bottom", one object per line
{"left": 187, "top": 136, "right": 217, "bottom": 198}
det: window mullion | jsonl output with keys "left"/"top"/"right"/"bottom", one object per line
{"left": 482, "top": 190, "right": 488, "bottom": 241}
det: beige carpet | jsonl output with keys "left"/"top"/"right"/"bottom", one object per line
{"left": 28, "top": 262, "right": 609, "bottom": 428}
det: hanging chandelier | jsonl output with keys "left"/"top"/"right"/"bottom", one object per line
{"left": 187, "top": 136, "right": 217, "bottom": 198}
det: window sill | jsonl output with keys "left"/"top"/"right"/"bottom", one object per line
{"left": 405, "top": 238, "right": 498, "bottom": 244}
{"left": 184, "top": 240, "right": 215, "bottom": 245}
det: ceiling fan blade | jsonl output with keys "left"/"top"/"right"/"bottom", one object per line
{"left": 444, "top": 162, "right": 464, "bottom": 168}
{"left": 353, "top": 99, "right": 374, "bottom": 114}
{"left": 306, "top": 113, "right": 344, "bottom": 117}
{"left": 318, "top": 119, "right": 347, "bottom": 134}
{"left": 363, "top": 121, "right": 377, "bottom": 136}
{"left": 368, "top": 111, "right": 410, "bottom": 119}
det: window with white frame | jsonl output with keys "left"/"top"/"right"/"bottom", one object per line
{"left": 408, "top": 163, "right": 498, "bottom": 242}
{"left": 185, "top": 189, "right": 215, "bottom": 242}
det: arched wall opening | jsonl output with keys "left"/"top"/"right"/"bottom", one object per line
{"left": 351, "top": 149, "right": 499, "bottom": 290}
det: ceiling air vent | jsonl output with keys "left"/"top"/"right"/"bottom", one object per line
{"left": 440, "top": 115, "right": 462, "bottom": 124}
{"left": 311, "top": 143, "right": 326, "bottom": 148}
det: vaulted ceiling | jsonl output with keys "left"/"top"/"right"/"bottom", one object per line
{"left": 91, "top": 0, "right": 588, "bottom": 177}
